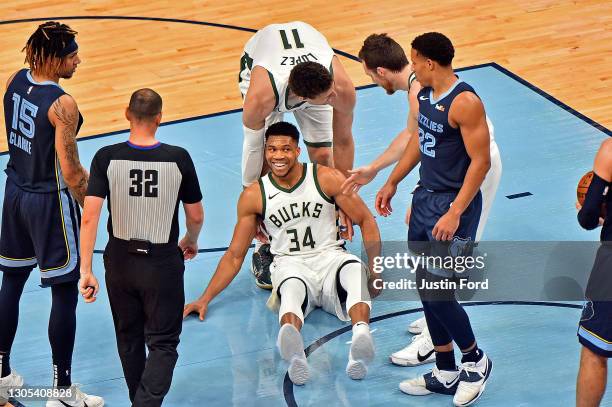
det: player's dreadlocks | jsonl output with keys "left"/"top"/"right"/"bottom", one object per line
{"left": 23, "top": 21, "right": 78, "bottom": 73}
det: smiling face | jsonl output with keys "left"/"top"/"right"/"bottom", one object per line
{"left": 265, "top": 135, "right": 301, "bottom": 178}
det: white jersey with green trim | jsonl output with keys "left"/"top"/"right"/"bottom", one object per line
{"left": 259, "top": 163, "right": 343, "bottom": 256}
{"left": 242, "top": 21, "right": 334, "bottom": 113}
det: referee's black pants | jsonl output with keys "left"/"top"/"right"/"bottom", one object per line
{"left": 104, "top": 238, "right": 185, "bottom": 407}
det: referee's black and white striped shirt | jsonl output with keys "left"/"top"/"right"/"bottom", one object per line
{"left": 87, "top": 141, "right": 202, "bottom": 244}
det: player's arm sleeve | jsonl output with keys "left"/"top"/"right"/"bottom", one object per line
{"left": 242, "top": 125, "right": 266, "bottom": 187}
{"left": 577, "top": 172, "right": 609, "bottom": 230}
{"left": 179, "top": 150, "right": 203, "bottom": 204}
{"left": 86, "top": 150, "right": 109, "bottom": 198}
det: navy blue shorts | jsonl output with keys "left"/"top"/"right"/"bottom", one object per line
{"left": 578, "top": 245, "right": 612, "bottom": 357}
{"left": 0, "top": 178, "right": 80, "bottom": 286}
{"left": 408, "top": 186, "right": 482, "bottom": 278}
{"left": 579, "top": 300, "right": 612, "bottom": 358}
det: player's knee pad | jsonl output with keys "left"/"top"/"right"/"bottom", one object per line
{"left": 338, "top": 262, "right": 371, "bottom": 314}
{"left": 242, "top": 125, "right": 266, "bottom": 186}
{"left": 278, "top": 277, "right": 307, "bottom": 324}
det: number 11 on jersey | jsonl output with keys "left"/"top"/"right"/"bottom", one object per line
{"left": 279, "top": 29, "right": 304, "bottom": 49}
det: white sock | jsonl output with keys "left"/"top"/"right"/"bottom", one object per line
{"left": 352, "top": 321, "right": 370, "bottom": 335}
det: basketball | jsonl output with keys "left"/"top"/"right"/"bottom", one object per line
{"left": 577, "top": 171, "right": 594, "bottom": 205}
{"left": 577, "top": 170, "right": 607, "bottom": 217}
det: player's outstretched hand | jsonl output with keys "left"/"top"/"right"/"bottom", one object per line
{"left": 179, "top": 236, "right": 198, "bottom": 260}
{"left": 375, "top": 182, "right": 397, "bottom": 217}
{"left": 432, "top": 211, "right": 460, "bottom": 241}
{"left": 183, "top": 300, "right": 208, "bottom": 321}
{"left": 79, "top": 272, "right": 99, "bottom": 303}
{"left": 341, "top": 165, "right": 378, "bottom": 195}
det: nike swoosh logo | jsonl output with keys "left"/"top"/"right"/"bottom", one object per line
{"left": 59, "top": 400, "right": 88, "bottom": 407}
{"left": 417, "top": 348, "right": 434, "bottom": 362}
{"left": 419, "top": 96, "right": 428, "bottom": 101}
{"left": 445, "top": 375, "right": 460, "bottom": 387}
{"left": 268, "top": 192, "right": 280, "bottom": 200}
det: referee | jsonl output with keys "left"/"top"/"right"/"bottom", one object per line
{"left": 78, "top": 89, "right": 204, "bottom": 406}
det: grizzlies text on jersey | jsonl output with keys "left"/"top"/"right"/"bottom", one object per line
{"left": 417, "top": 79, "right": 480, "bottom": 192}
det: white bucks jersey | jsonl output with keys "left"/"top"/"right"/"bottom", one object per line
{"left": 259, "top": 163, "right": 342, "bottom": 255}
{"left": 241, "top": 21, "right": 334, "bottom": 113}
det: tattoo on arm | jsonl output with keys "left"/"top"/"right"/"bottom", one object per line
{"left": 53, "top": 97, "right": 88, "bottom": 206}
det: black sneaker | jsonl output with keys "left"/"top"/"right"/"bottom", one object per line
{"left": 251, "top": 243, "right": 274, "bottom": 290}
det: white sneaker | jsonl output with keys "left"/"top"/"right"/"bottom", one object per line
{"left": 399, "top": 366, "right": 460, "bottom": 396}
{"left": 408, "top": 316, "right": 427, "bottom": 334}
{"left": 45, "top": 384, "right": 104, "bottom": 407}
{"left": 346, "top": 323, "right": 375, "bottom": 380}
{"left": 453, "top": 352, "right": 493, "bottom": 406}
{"left": 390, "top": 328, "right": 435, "bottom": 366}
{"left": 0, "top": 372, "right": 24, "bottom": 406}
{"left": 277, "top": 324, "right": 309, "bottom": 385}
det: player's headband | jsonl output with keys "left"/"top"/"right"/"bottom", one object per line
{"left": 57, "top": 39, "right": 78, "bottom": 57}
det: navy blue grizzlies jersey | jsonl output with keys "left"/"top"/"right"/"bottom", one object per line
{"left": 3, "top": 69, "right": 83, "bottom": 192}
{"left": 417, "top": 79, "right": 479, "bottom": 191}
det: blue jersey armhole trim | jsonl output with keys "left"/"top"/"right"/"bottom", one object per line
{"left": 126, "top": 141, "right": 162, "bottom": 150}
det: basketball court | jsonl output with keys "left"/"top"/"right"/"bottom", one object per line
{"left": 0, "top": 2, "right": 611, "bottom": 406}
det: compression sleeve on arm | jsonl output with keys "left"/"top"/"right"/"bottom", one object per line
{"left": 242, "top": 125, "right": 266, "bottom": 187}
{"left": 578, "top": 172, "right": 610, "bottom": 230}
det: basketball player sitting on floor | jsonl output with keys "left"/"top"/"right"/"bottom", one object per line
{"left": 183, "top": 122, "right": 382, "bottom": 385}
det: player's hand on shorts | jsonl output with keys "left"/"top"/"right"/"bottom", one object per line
{"left": 255, "top": 219, "right": 270, "bottom": 244}
{"left": 79, "top": 272, "right": 99, "bottom": 303}
{"left": 375, "top": 182, "right": 397, "bottom": 217}
{"left": 179, "top": 235, "right": 198, "bottom": 260}
{"left": 405, "top": 206, "right": 412, "bottom": 225}
{"left": 338, "top": 209, "right": 354, "bottom": 241}
{"left": 341, "top": 165, "right": 378, "bottom": 195}
{"left": 368, "top": 273, "right": 383, "bottom": 298}
{"left": 183, "top": 299, "right": 209, "bottom": 321}
{"left": 432, "top": 211, "right": 460, "bottom": 241}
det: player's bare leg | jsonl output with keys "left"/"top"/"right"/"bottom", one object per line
{"left": 577, "top": 347, "right": 607, "bottom": 407}
{"left": 306, "top": 146, "right": 333, "bottom": 168}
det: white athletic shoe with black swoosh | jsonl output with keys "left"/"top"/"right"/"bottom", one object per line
{"left": 45, "top": 384, "right": 104, "bottom": 407}
{"left": 390, "top": 327, "right": 435, "bottom": 366}
{"left": 453, "top": 352, "right": 492, "bottom": 406}
{"left": 399, "top": 366, "right": 460, "bottom": 396}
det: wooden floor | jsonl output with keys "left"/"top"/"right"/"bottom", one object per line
{"left": 0, "top": 0, "right": 610, "bottom": 151}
